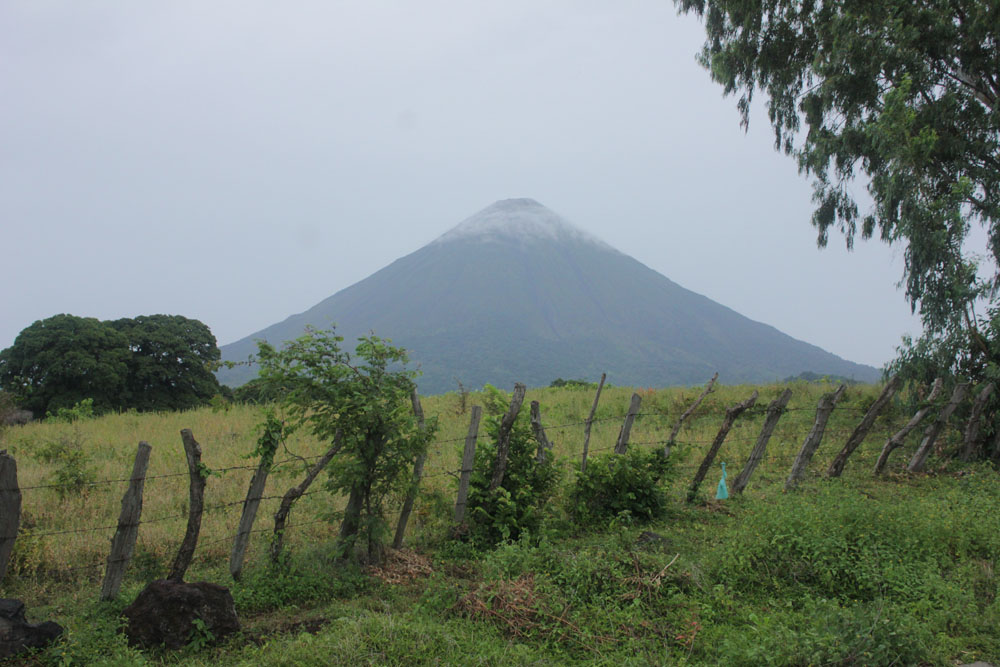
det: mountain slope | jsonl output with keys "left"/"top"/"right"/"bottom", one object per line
{"left": 218, "top": 199, "right": 880, "bottom": 391}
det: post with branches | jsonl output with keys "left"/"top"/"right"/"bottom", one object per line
{"left": 530, "top": 401, "right": 554, "bottom": 463}
{"left": 0, "top": 450, "right": 20, "bottom": 583}
{"left": 732, "top": 388, "right": 792, "bottom": 495}
{"left": 874, "top": 378, "right": 943, "bottom": 475}
{"left": 100, "top": 442, "right": 151, "bottom": 600}
{"left": 687, "top": 390, "right": 758, "bottom": 503}
{"left": 908, "top": 382, "right": 971, "bottom": 472}
{"left": 614, "top": 393, "right": 642, "bottom": 455}
{"left": 827, "top": 375, "right": 902, "bottom": 477}
{"left": 960, "top": 382, "right": 995, "bottom": 462}
{"left": 580, "top": 372, "right": 606, "bottom": 473}
{"left": 785, "top": 385, "right": 846, "bottom": 490}
{"left": 230, "top": 429, "right": 279, "bottom": 581}
{"left": 271, "top": 433, "right": 343, "bottom": 563}
{"left": 489, "top": 383, "right": 526, "bottom": 491}
{"left": 168, "top": 430, "right": 206, "bottom": 582}
{"left": 665, "top": 372, "right": 718, "bottom": 457}
{"left": 454, "top": 406, "right": 482, "bottom": 525}
{"left": 393, "top": 390, "right": 428, "bottom": 549}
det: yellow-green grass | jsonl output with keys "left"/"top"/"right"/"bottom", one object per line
{"left": 1, "top": 380, "right": 922, "bottom": 599}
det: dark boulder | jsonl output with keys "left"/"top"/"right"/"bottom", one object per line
{"left": 0, "top": 598, "right": 63, "bottom": 659}
{"left": 123, "top": 580, "right": 239, "bottom": 650}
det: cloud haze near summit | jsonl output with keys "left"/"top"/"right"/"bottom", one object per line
{"left": 2, "top": 1, "right": 922, "bottom": 369}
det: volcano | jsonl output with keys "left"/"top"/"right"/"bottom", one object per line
{"left": 218, "top": 198, "right": 879, "bottom": 391}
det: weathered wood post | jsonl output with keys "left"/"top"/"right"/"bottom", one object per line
{"left": 960, "top": 382, "right": 995, "bottom": 462}
{"left": 687, "top": 390, "right": 758, "bottom": 503}
{"left": 230, "top": 449, "right": 274, "bottom": 581}
{"left": 665, "top": 373, "right": 718, "bottom": 457}
{"left": 168, "top": 430, "right": 206, "bottom": 581}
{"left": 827, "top": 375, "right": 902, "bottom": 477}
{"left": 271, "top": 433, "right": 343, "bottom": 563}
{"left": 785, "top": 385, "right": 846, "bottom": 490}
{"left": 0, "top": 450, "right": 21, "bottom": 583}
{"left": 732, "top": 388, "right": 792, "bottom": 495}
{"left": 393, "top": 390, "right": 428, "bottom": 550}
{"left": 874, "top": 378, "right": 943, "bottom": 475}
{"left": 530, "top": 401, "right": 553, "bottom": 463}
{"left": 489, "top": 383, "right": 526, "bottom": 491}
{"left": 908, "top": 382, "right": 971, "bottom": 472}
{"left": 614, "top": 393, "right": 642, "bottom": 455}
{"left": 454, "top": 406, "right": 482, "bottom": 525}
{"left": 580, "top": 373, "right": 606, "bottom": 473}
{"left": 100, "top": 442, "right": 151, "bottom": 600}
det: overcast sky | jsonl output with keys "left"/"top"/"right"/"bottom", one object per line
{"left": 2, "top": 1, "right": 924, "bottom": 369}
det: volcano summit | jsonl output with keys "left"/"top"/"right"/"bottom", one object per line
{"left": 218, "top": 199, "right": 878, "bottom": 391}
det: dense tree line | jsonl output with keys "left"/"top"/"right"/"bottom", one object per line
{"left": 0, "top": 313, "right": 222, "bottom": 416}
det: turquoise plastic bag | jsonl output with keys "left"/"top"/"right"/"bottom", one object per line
{"left": 715, "top": 462, "right": 729, "bottom": 500}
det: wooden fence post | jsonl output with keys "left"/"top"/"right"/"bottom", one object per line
{"left": 393, "top": 390, "right": 428, "bottom": 550}
{"left": 168, "top": 430, "right": 206, "bottom": 582}
{"left": 454, "top": 406, "right": 482, "bottom": 525}
{"left": 271, "top": 432, "right": 344, "bottom": 563}
{"left": 229, "top": 450, "right": 273, "bottom": 582}
{"left": 614, "top": 393, "right": 642, "bottom": 455}
{"left": 960, "top": 383, "right": 995, "bottom": 462}
{"left": 580, "top": 373, "right": 606, "bottom": 473}
{"left": 530, "top": 401, "right": 553, "bottom": 463}
{"left": 827, "top": 375, "right": 902, "bottom": 477}
{"left": 489, "top": 383, "right": 526, "bottom": 491}
{"left": 908, "top": 382, "right": 971, "bottom": 472}
{"left": 732, "top": 388, "right": 791, "bottom": 495}
{"left": 785, "top": 385, "right": 846, "bottom": 490}
{"left": 0, "top": 450, "right": 20, "bottom": 583}
{"left": 874, "top": 378, "right": 943, "bottom": 475}
{"left": 100, "top": 442, "right": 151, "bottom": 600}
{"left": 665, "top": 373, "right": 718, "bottom": 457}
{"left": 687, "top": 390, "right": 758, "bottom": 502}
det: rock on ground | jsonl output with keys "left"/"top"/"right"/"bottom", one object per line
{"left": 0, "top": 598, "right": 63, "bottom": 659}
{"left": 123, "top": 579, "right": 239, "bottom": 650}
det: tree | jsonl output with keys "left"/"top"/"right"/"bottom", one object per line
{"left": 109, "top": 315, "right": 221, "bottom": 411}
{"left": 0, "top": 314, "right": 131, "bottom": 415}
{"left": 256, "top": 327, "right": 435, "bottom": 563}
{"left": 674, "top": 0, "right": 999, "bottom": 374}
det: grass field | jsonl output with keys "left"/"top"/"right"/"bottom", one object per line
{"left": 1, "top": 380, "right": 998, "bottom": 665}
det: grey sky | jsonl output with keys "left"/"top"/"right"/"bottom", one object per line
{"left": 2, "top": 1, "right": 922, "bottom": 369}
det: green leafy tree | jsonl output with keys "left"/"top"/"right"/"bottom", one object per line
{"left": 109, "top": 314, "right": 222, "bottom": 411}
{"left": 675, "top": 0, "right": 999, "bottom": 371}
{"left": 256, "top": 327, "right": 435, "bottom": 563}
{"left": 0, "top": 314, "right": 130, "bottom": 415}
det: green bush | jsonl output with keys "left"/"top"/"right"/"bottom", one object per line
{"left": 568, "top": 448, "right": 675, "bottom": 527}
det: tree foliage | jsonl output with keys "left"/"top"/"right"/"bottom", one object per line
{"left": 675, "top": 0, "right": 999, "bottom": 369}
{"left": 256, "top": 327, "right": 435, "bottom": 563}
{"left": 0, "top": 313, "right": 222, "bottom": 415}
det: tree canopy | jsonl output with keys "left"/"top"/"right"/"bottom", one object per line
{"left": 0, "top": 313, "right": 222, "bottom": 416}
{"left": 675, "top": 0, "right": 999, "bottom": 376}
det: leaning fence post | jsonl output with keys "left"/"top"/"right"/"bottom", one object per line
{"left": 0, "top": 450, "right": 21, "bottom": 583}
{"left": 908, "top": 382, "right": 971, "bottom": 473}
{"left": 393, "top": 390, "right": 428, "bottom": 550}
{"left": 785, "top": 385, "right": 846, "bottom": 490}
{"left": 874, "top": 378, "right": 943, "bottom": 475}
{"left": 732, "top": 388, "right": 791, "bottom": 495}
{"left": 580, "top": 373, "right": 606, "bottom": 473}
{"left": 489, "top": 383, "right": 526, "bottom": 491}
{"left": 614, "top": 393, "right": 642, "bottom": 455}
{"left": 100, "top": 442, "right": 151, "bottom": 600}
{"left": 687, "top": 390, "right": 758, "bottom": 502}
{"left": 454, "top": 406, "right": 482, "bottom": 525}
{"left": 960, "top": 382, "right": 995, "bottom": 462}
{"left": 666, "top": 373, "right": 718, "bottom": 457}
{"left": 230, "top": 451, "right": 274, "bottom": 582}
{"left": 827, "top": 375, "right": 901, "bottom": 477}
{"left": 530, "top": 401, "right": 553, "bottom": 463}
{"left": 271, "top": 432, "right": 343, "bottom": 563}
{"left": 168, "top": 430, "right": 206, "bottom": 582}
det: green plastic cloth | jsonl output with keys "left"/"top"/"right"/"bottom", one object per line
{"left": 715, "top": 461, "right": 729, "bottom": 500}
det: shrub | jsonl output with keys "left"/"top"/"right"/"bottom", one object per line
{"left": 568, "top": 448, "right": 675, "bottom": 527}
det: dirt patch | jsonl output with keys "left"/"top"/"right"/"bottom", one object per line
{"left": 367, "top": 549, "right": 434, "bottom": 585}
